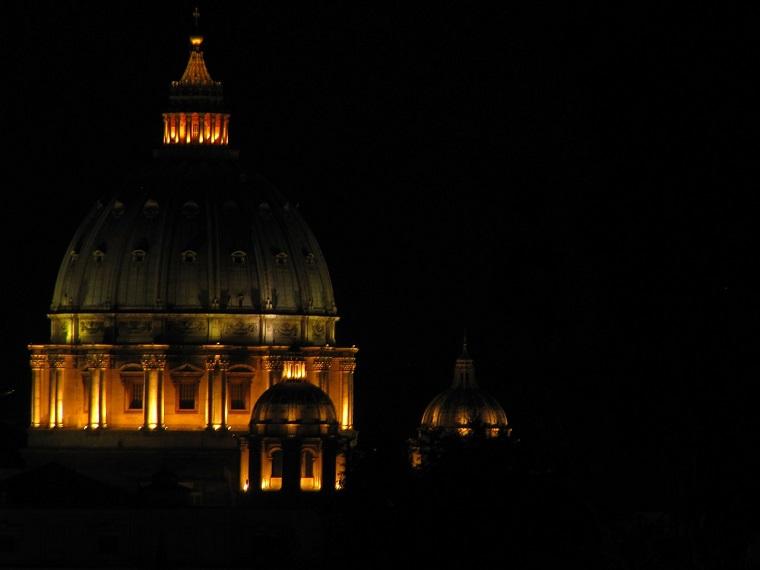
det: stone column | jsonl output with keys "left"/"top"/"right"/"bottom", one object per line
{"left": 48, "top": 357, "right": 60, "bottom": 428}
{"left": 211, "top": 358, "right": 228, "bottom": 430}
{"left": 141, "top": 354, "right": 165, "bottom": 430}
{"left": 314, "top": 356, "right": 331, "bottom": 393}
{"left": 261, "top": 355, "right": 282, "bottom": 389}
{"left": 322, "top": 439, "right": 337, "bottom": 495}
{"left": 339, "top": 358, "right": 356, "bottom": 431}
{"left": 29, "top": 355, "right": 47, "bottom": 428}
{"left": 86, "top": 354, "right": 109, "bottom": 429}
{"left": 249, "top": 438, "right": 262, "bottom": 493}
{"left": 282, "top": 439, "right": 300, "bottom": 493}
{"left": 239, "top": 438, "right": 250, "bottom": 492}
{"left": 46, "top": 356, "right": 66, "bottom": 428}
{"left": 205, "top": 358, "right": 215, "bottom": 429}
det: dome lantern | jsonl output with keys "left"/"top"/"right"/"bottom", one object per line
{"left": 162, "top": 8, "right": 229, "bottom": 146}
{"left": 28, "top": 10, "right": 358, "bottom": 502}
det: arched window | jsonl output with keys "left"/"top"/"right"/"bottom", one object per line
{"left": 300, "top": 449, "right": 321, "bottom": 491}
{"left": 231, "top": 250, "right": 247, "bottom": 265}
{"left": 181, "top": 201, "right": 200, "bottom": 219}
{"left": 143, "top": 199, "right": 160, "bottom": 219}
{"left": 263, "top": 448, "right": 283, "bottom": 491}
{"left": 302, "top": 450, "right": 315, "bottom": 478}
{"left": 131, "top": 249, "right": 146, "bottom": 263}
{"left": 271, "top": 450, "right": 283, "bottom": 478}
{"left": 228, "top": 382, "right": 247, "bottom": 410}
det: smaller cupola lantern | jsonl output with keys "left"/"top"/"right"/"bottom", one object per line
{"left": 240, "top": 358, "right": 350, "bottom": 494}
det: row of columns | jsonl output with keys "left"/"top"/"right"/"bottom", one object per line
{"left": 29, "top": 352, "right": 356, "bottom": 432}
{"left": 29, "top": 352, "right": 169, "bottom": 431}
{"left": 243, "top": 438, "right": 339, "bottom": 494}
{"left": 162, "top": 112, "right": 229, "bottom": 145}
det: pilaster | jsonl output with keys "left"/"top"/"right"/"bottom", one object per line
{"left": 141, "top": 353, "right": 166, "bottom": 430}
{"left": 85, "top": 353, "right": 110, "bottom": 429}
{"left": 29, "top": 355, "right": 47, "bottom": 428}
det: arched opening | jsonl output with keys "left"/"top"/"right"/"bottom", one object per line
{"left": 300, "top": 449, "right": 321, "bottom": 491}
{"left": 272, "top": 450, "right": 283, "bottom": 478}
{"left": 262, "top": 448, "right": 283, "bottom": 491}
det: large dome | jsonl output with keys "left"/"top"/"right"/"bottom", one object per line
{"left": 52, "top": 164, "right": 334, "bottom": 315}
{"left": 48, "top": 24, "right": 339, "bottom": 348}
{"left": 48, "top": 158, "right": 340, "bottom": 346}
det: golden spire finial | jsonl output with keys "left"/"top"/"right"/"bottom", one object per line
{"left": 453, "top": 333, "right": 476, "bottom": 388}
{"left": 190, "top": 6, "right": 203, "bottom": 48}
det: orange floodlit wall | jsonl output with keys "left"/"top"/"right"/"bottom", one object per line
{"left": 163, "top": 112, "right": 229, "bottom": 145}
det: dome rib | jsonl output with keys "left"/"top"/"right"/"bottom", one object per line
{"left": 51, "top": 175, "right": 336, "bottom": 316}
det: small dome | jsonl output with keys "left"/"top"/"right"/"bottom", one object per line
{"left": 420, "top": 344, "right": 508, "bottom": 436}
{"left": 421, "top": 387, "right": 508, "bottom": 431}
{"left": 251, "top": 379, "right": 337, "bottom": 437}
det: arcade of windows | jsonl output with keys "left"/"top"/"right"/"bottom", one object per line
{"left": 119, "top": 375, "right": 250, "bottom": 413}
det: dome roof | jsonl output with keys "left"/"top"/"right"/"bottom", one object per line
{"left": 420, "top": 345, "right": 508, "bottom": 435}
{"left": 51, "top": 164, "right": 336, "bottom": 317}
{"left": 250, "top": 379, "right": 338, "bottom": 437}
{"left": 421, "top": 387, "right": 508, "bottom": 430}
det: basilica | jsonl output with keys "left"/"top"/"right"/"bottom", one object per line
{"left": 0, "top": 11, "right": 527, "bottom": 567}
{"left": 19, "top": 9, "right": 510, "bottom": 506}
{"left": 24, "top": 18, "right": 356, "bottom": 502}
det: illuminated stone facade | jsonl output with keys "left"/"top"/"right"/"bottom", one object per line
{"left": 26, "top": 21, "right": 357, "bottom": 502}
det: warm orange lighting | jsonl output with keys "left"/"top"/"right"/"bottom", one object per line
{"left": 243, "top": 481, "right": 249, "bottom": 492}
{"left": 262, "top": 477, "right": 282, "bottom": 491}
{"left": 300, "top": 478, "right": 320, "bottom": 491}
{"left": 457, "top": 427, "right": 473, "bottom": 437}
{"left": 89, "top": 369, "right": 101, "bottom": 428}
{"left": 300, "top": 449, "right": 321, "bottom": 491}
{"left": 163, "top": 112, "right": 230, "bottom": 146}
{"left": 190, "top": 35, "right": 203, "bottom": 46}
{"left": 55, "top": 368, "right": 64, "bottom": 428}
{"left": 283, "top": 360, "right": 306, "bottom": 380}
{"left": 147, "top": 369, "right": 159, "bottom": 429}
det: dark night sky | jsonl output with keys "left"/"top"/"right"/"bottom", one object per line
{"left": 1, "top": 3, "right": 755, "bottom": 510}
